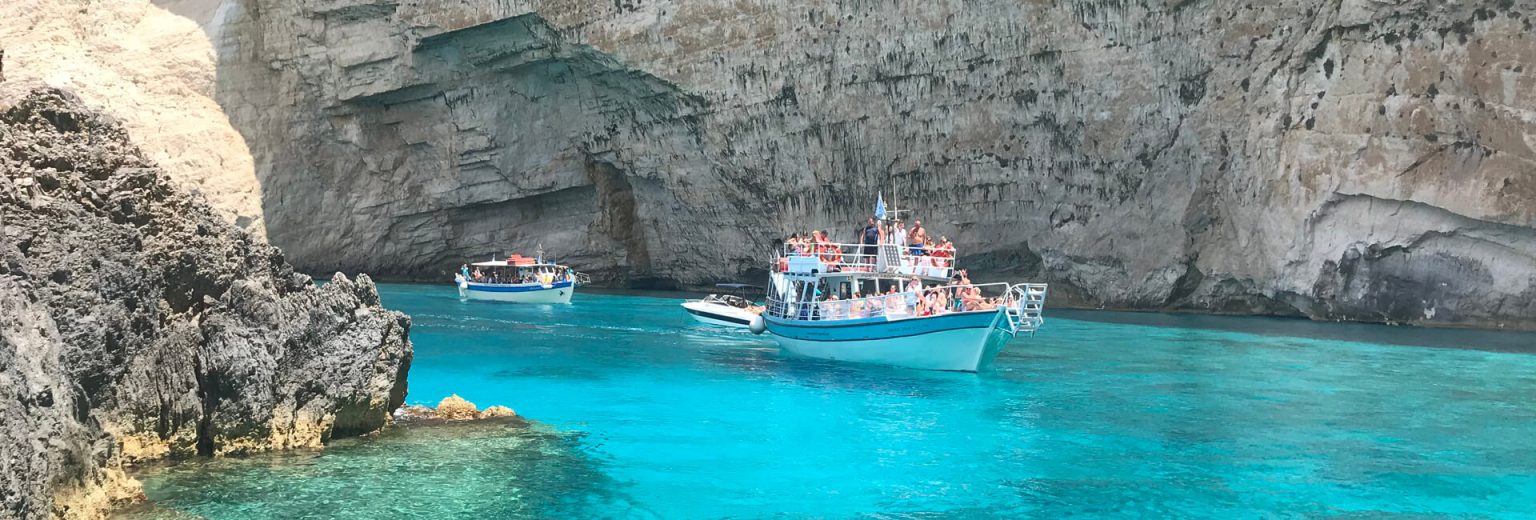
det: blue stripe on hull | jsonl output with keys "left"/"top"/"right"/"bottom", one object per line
{"left": 764, "top": 310, "right": 1005, "bottom": 342}
{"left": 464, "top": 281, "right": 574, "bottom": 293}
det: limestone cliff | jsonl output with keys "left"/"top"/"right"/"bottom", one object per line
{"left": 0, "top": 0, "right": 265, "bottom": 238}
{"left": 0, "top": 85, "right": 411, "bottom": 518}
{"left": 10, "top": 0, "right": 1531, "bottom": 329}
{"left": 205, "top": 0, "right": 1535, "bottom": 329}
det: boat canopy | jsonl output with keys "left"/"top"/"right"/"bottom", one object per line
{"left": 469, "top": 261, "right": 567, "bottom": 268}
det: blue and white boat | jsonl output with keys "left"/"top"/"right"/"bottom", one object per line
{"left": 453, "top": 253, "right": 585, "bottom": 304}
{"left": 751, "top": 239, "right": 1047, "bottom": 372}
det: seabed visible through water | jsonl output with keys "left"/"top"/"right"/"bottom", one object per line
{"left": 119, "top": 284, "right": 1536, "bottom": 518}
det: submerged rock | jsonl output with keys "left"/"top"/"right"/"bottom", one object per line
{"left": 397, "top": 395, "right": 520, "bottom": 423}
{"left": 0, "top": 85, "right": 412, "bottom": 518}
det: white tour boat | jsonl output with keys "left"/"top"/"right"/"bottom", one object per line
{"left": 749, "top": 237, "right": 1047, "bottom": 372}
{"left": 453, "top": 253, "right": 586, "bottom": 304}
{"left": 681, "top": 283, "right": 765, "bottom": 328}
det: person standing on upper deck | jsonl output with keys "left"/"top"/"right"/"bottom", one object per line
{"left": 908, "top": 220, "right": 927, "bottom": 255}
{"left": 860, "top": 217, "right": 880, "bottom": 267}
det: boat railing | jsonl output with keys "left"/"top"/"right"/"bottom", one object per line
{"left": 765, "top": 282, "right": 1018, "bottom": 322}
{"left": 572, "top": 271, "right": 592, "bottom": 286}
{"left": 773, "top": 242, "right": 954, "bottom": 279}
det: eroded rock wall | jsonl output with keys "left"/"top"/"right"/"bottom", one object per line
{"left": 0, "top": 0, "right": 266, "bottom": 238}
{"left": 0, "top": 85, "right": 411, "bottom": 519}
{"left": 216, "top": 0, "right": 1536, "bottom": 328}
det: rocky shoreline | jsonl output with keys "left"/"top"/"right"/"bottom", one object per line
{"left": 0, "top": 85, "right": 412, "bottom": 518}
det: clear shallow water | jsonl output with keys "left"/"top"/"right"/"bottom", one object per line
{"left": 127, "top": 284, "right": 1536, "bottom": 518}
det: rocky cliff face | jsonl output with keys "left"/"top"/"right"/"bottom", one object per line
{"left": 0, "top": 85, "right": 411, "bottom": 519}
{"left": 205, "top": 0, "right": 1536, "bottom": 329}
{"left": 0, "top": 0, "right": 266, "bottom": 239}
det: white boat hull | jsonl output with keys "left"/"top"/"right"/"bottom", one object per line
{"left": 457, "top": 281, "right": 575, "bottom": 304}
{"left": 680, "top": 301, "right": 756, "bottom": 328}
{"left": 764, "top": 310, "right": 1019, "bottom": 372}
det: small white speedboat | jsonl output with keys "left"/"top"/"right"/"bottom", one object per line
{"left": 681, "top": 284, "right": 764, "bottom": 328}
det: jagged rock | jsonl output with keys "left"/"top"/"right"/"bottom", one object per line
{"left": 0, "top": 85, "right": 412, "bottom": 518}
{"left": 434, "top": 395, "right": 481, "bottom": 421}
{"left": 481, "top": 405, "right": 518, "bottom": 418}
{"left": 404, "top": 396, "right": 518, "bottom": 422}
{"left": 204, "top": 0, "right": 1536, "bottom": 329}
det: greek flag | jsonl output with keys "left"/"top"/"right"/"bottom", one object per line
{"left": 874, "top": 192, "right": 887, "bottom": 220}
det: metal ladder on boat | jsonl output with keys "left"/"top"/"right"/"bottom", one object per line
{"left": 572, "top": 272, "right": 593, "bottom": 286}
{"left": 1004, "top": 283, "right": 1048, "bottom": 335}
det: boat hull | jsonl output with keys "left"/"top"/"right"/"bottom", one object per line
{"left": 680, "top": 301, "right": 755, "bottom": 328}
{"left": 764, "top": 310, "right": 1017, "bottom": 372}
{"left": 458, "top": 281, "right": 575, "bottom": 304}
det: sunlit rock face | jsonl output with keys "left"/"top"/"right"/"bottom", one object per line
{"left": 217, "top": 0, "right": 1536, "bottom": 329}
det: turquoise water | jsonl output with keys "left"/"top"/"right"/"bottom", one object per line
{"left": 128, "top": 284, "right": 1536, "bottom": 518}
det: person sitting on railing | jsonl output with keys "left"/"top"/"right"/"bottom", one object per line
{"left": 933, "top": 237, "right": 956, "bottom": 269}
{"left": 815, "top": 230, "right": 843, "bottom": 271}
{"left": 960, "top": 285, "right": 984, "bottom": 311}
{"left": 791, "top": 233, "right": 813, "bottom": 256}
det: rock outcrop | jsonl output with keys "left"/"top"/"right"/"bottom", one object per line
{"left": 204, "top": 0, "right": 1536, "bottom": 329}
{"left": 399, "top": 394, "right": 518, "bottom": 422}
{"left": 0, "top": 85, "right": 411, "bottom": 519}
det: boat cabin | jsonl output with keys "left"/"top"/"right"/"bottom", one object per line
{"left": 462, "top": 255, "right": 573, "bottom": 285}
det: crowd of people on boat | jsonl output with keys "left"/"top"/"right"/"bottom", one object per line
{"left": 779, "top": 218, "right": 957, "bottom": 273}
{"left": 779, "top": 270, "right": 1014, "bottom": 321}
{"left": 460, "top": 264, "right": 572, "bottom": 285}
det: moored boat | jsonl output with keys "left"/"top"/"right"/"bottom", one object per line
{"left": 681, "top": 283, "right": 765, "bottom": 328}
{"left": 453, "top": 253, "right": 585, "bottom": 304}
{"left": 752, "top": 235, "right": 1047, "bottom": 372}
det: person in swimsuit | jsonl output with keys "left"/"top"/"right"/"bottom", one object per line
{"left": 908, "top": 220, "right": 927, "bottom": 255}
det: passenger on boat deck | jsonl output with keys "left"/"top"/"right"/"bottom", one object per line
{"left": 860, "top": 218, "right": 879, "bottom": 265}
{"left": 908, "top": 220, "right": 927, "bottom": 255}
{"left": 892, "top": 221, "right": 908, "bottom": 252}
{"left": 824, "top": 294, "right": 842, "bottom": 320}
{"left": 815, "top": 230, "right": 843, "bottom": 270}
{"left": 934, "top": 238, "right": 956, "bottom": 268}
{"left": 884, "top": 287, "right": 903, "bottom": 315}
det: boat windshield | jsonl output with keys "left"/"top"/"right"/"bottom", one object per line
{"left": 704, "top": 294, "right": 753, "bottom": 308}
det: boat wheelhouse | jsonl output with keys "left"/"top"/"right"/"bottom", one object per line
{"left": 754, "top": 240, "right": 1047, "bottom": 372}
{"left": 680, "top": 283, "right": 765, "bottom": 328}
{"left": 453, "top": 253, "right": 585, "bottom": 304}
